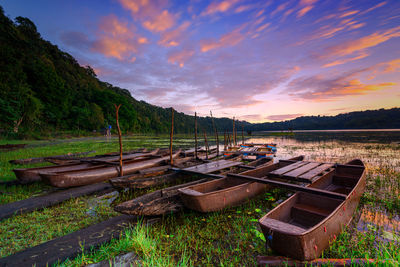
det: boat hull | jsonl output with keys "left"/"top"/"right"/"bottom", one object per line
{"left": 13, "top": 150, "right": 158, "bottom": 183}
{"left": 259, "top": 160, "right": 366, "bottom": 260}
{"left": 179, "top": 178, "right": 268, "bottom": 212}
{"left": 40, "top": 152, "right": 180, "bottom": 188}
{"left": 178, "top": 159, "right": 285, "bottom": 212}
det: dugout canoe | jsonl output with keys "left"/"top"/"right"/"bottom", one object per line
{"left": 13, "top": 149, "right": 160, "bottom": 183}
{"left": 178, "top": 156, "right": 302, "bottom": 212}
{"left": 40, "top": 150, "right": 181, "bottom": 188}
{"left": 258, "top": 159, "right": 366, "bottom": 260}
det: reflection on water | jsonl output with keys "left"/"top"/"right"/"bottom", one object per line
{"left": 252, "top": 130, "right": 400, "bottom": 144}
{"left": 246, "top": 131, "right": 400, "bottom": 245}
{"left": 357, "top": 207, "right": 400, "bottom": 243}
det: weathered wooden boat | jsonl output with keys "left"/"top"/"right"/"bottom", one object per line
{"left": 223, "top": 143, "right": 277, "bottom": 159}
{"left": 9, "top": 150, "right": 97, "bottom": 165}
{"left": 109, "top": 151, "right": 242, "bottom": 190}
{"left": 178, "top": 156, "right": 300, "bottom": 212}
{"left": 13, "top": 149, "right": 159, "bottom": 183}
{"left": 0, "top": 143, "right": 27, "bottom": 150}
{"left": 257, "top": 159, "right": 366, "bottom": 260}
{"left": 109, "top": 157, "right": 202, "bottom": 189}
{"left": 114, "top": 156, "right": 264, "bottom": 215}
{"left": 114, "top": 178, "right": 213, "bottom": 216}
{"left": 39, "top": 150, "right": 181, "bottom": 188}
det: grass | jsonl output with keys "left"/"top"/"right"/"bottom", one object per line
{"left": 0, "top": 133, "right": 399, "bottom": 266}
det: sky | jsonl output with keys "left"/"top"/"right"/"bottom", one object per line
{"left": 2, "top": 0, "right": 400, "bottom": 122}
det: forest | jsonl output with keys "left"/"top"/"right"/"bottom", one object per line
{"left": 0, "top": 6, "right": 399, "bottom": 139}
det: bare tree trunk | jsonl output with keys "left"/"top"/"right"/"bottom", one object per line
{"left": 195, "top": 112, "right": 198, "bottom": 159}
{"left": 232, "top": 117, "right": 236, "bottom": 146}
{"left": 242, "top": 125, "right": 244, "bottom": 144}
{"left": 170, "top": 108, "right": 174, "bottom": 165}
{"left": 13, "top": 116, "right": 24, "bottom": 133}
{"left": 224, "top": 130, "right": 227, "bottom": 151}
{"left": 204, "top": 131, "right": 209, "bottom": 160}
{"left": 114, "top": 104, "right": 123, "bottom": 176}
{"left": 210, "top": 111, "right": 219, "bottom": 156}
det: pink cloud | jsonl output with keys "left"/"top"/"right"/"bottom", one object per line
{"left": 323, "top": 51, "right": 369, "bottom": 68}
{"left": 200, "top": 29, "right": 244, "bottom": 52}
{"left": 318, "top": 26, "right": 400, "bottom": 67}
{"left": 296, "top": 0, "right": 317, "bottom": 18}
{"left": 271, "top": 2, "right": 289, "bottom": 17}
{"left": 359, "top": 1, "right": 387, "bottom": 15}
{"left": 158, "top": 21, "right": 191, "bottom": 47}
{"left": 326, "top": 26, "right": 400, "bottom": 58}
{"left": 118, "top": 0, "right": 177, "bottom": 32}
{"left": 265, "top": 114, "right": 303, "bottom": 121}
{"left": 288, "top": 69, "right": 396, "bottom": 101}
{"left": 201, "top": 0, "right": 239, "bottom": 16}
{"left": 92, "top": 15, "right": 147, "bottom": 60}
{"left": 143, "top": 10, "right": 176, "bottom": 32}
{"left": 167, "top": 49, "right": 194, "bottom": 67}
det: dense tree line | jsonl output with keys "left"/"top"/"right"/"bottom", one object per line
{"left": 0, "top": 7, "right": 249, "bottom": 137}
{"left": 0, "top": 7, "right": 398, "bottom": 138}
{"left": 249, "top": 108, "right": 400, "bottom": 131}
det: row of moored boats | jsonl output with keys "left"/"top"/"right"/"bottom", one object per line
{"left": 12, "top": 143, "right": 366, "bottom": 261}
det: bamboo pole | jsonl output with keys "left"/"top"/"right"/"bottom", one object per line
{"left": 242, "top": 125, "right": 244, "bottom": 145}
{"left": 170, "top": 107, "right": 174, "bottom": 165}
{"left": 114, "top": 104, "right": 123, "bottom": 176}
{"left": 232, "top": 117, "right": 236, "bottom": 146}
{"left": 224, "top": 130, "right": 227, "bottom": 151}
{"left": 235, "top": 119, "right": 238, "bottom": 145}
{"left": 204, "top": 131, "right": 209, "bottom": 160}
{"left": 210, "top": 111, "right": 219, "bottom": 156}
{"left": 194, "top": 112, "right": 198, "bottom": 159}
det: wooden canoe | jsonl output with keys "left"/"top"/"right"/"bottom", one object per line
{"left": 178, "top": 156, "right": 302, "bottom": 212}
{"left": 109, "top": 153, "right": 243, "bottom": 190}
{"left": 114, "top": 156, "right": 267, "bottom": 215}
{"left": 39, "top": 151, "right": 181, "bottom": 188}
{"left": 13, "top": 149, "right": 159, "bottom": 183}
{"left": 114, "top": 178, "right": 212, "bottom": 216}
{"left": 258, "top": 159, "right": 366, "bottom": 260}
{"left": 109, "top": 157, "right": 204, "bottom": 189}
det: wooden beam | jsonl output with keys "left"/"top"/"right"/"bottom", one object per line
{"left": 226, "top": 173, "right": 347, "bottom": 200}
{"left": 195, "top": 112, "right": 198, "bottom": 159}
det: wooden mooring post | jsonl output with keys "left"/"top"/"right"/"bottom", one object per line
{"left": 204, "top": 131, "right": 209, "bottom": 160}
{"left": 242, "top": 125, "right": 244, "bottom": 144}
{"left": 114, "top": 104, "right": 123, "bottom": 176}
{"left": 194, "top": 112, "right": 198, "bottom": 159}
{"left": 224, "top": 130, "right": 227, "bottom": 151}
{"left": 170, "top": 107, "right": 174, "bottom": 165}
{"left": 232, "top": 117, "right": 236, "bottom": 146}
{"left": 210, "top": 111, "right": 219, "bottom": 156}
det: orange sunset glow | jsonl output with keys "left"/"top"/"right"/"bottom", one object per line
{"left": 4, "top": 0, "right": 399, "bottom": 122}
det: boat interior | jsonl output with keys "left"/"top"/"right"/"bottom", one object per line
{"left": 184, "top": 177, "right": 248, "bottom": 195}
{"left": 261, "top": 161, "right": 365, "bottom": 232}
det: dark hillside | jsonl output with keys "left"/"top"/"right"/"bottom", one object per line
{"left": 0, "top": 6, "right": 398, "bottom": 139}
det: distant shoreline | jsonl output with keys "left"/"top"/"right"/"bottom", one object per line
{"left": 261, "top": 129, "right": 400, "bottom": 133}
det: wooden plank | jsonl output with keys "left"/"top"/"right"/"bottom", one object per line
{"left": 183, "top": 160, "right": 241, "bottom": 174}
{"left": 0, "top": 183, "right": 113, "bottom": 222}
{"left": 269, "top": 161, "right": 309, "bottom": 176}
{"left": 0, "top": 216, "right": 158, "bottom": 267}
{"left": 221, "top": 150, "right": 274, "bottom": 156}
{"left": 298, "top": 163, "right": 334, "bottom": 181}
{"left": 284, "top": 162, "right": 321, "bottom": 178}
{"left": 260, "top": 218, "right": 306, "bottom": 235}
{"left": 227, "top": 173, "right": 347, "bottom": 200}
